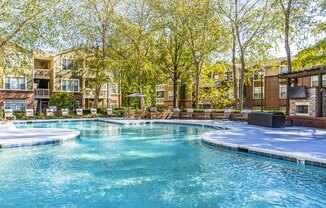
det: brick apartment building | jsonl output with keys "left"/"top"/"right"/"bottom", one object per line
{"left": 0, "top": 49, "right": 121, "bottom": 112}
{"left": 156, "top": 58, "right": 326, "bottom": 117}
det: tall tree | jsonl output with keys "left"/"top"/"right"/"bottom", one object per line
{"left": 181, "top": 0, "right": 224, "bottom": 108}
{"left": 112, "top": 0, "right": 157, "bottom": 109}
{"left": 219, "top": 0, "right": 273, "bottom": 110}
{"left": 0, "top": 0, "right": 62, "bottom": 50}
{"left": 151, "top": 0, "right": 192, "bottom": 108}
{"left": 66, "top": 0, "right": 119, "bottom": 108}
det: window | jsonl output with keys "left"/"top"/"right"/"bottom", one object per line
{"left": 213, "top": 74, "right": 219, "bottom": 80}
{"left": 279, "top": 65, "right": 288, "bottom": 74}
{"left": 61, "top": 58, "right": 74, "bottom": 71}
{"left": 168, "top": 91, "right": 174, "bottom": 100}
{"left": 296, "top": 105, "right": 308, "bottom": 115}
{"left": 61, "top": 79, "right": 79, "bottom": 92}
{"left": 157, "top": 91, "right": 164, "bottom": 98}
{"left": 311, "top": 75, "right": 326, "bottom": 87}
{"left": 311, "top": 75, "right": 318, "bottom": 87}
{"left": 109, "top": 84, "right": 117, "bottom": 94}
{"left": 75, "top": 100, "right": 80, "bottom": 109}
{"left": 4, "top": 76, "right": 26, "bottom": 90}
{"left": 279, "top": 85, "right": 287, "bottom": 99}
{"left": 224, "top": 71, "right": 233, "bottom": 81}
{"left": 253, "top": 87, "right": 264, "bottom": 99}
{"left": 253, "top": 74, "right": 260, "bottom": 81}
{"left": 4, "top": 100, "right": 26, "bottom": 111}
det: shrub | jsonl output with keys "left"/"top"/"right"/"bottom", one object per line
{"left": 97, "top": 107, "right": 107, "bottom": 115}
{"left": 113, "top": 107, "right": 126, "bottom": 117}
{"left": 49, "top": 92, "right": 76, "bottom": 110}
{"left": 83, "top": 109, "right": 91, "bottom": 115}
{"left": 13, "top": 111, "right": 26, "bottom": 119}
{"left": 0, "top": 109, "right": 3, "bottom": 119}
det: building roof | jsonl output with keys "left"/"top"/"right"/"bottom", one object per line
{"left": 279, "top": 65, "right": 326, "bottom": 79}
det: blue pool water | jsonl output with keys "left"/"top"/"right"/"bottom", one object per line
{"left": 1, "top": 121, "right": 326, "bottom": 207}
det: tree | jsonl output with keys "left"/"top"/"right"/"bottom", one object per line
{"left": 219, "top": 0, "right": 273, "bottom": 110}
{"left": 0, "top": 0, "right": 62, "bottom": 50}
{"left": 49, "top": 92, "right": 76, "bottom": 110}
{"left": 181, "top": 0, "right": 224, "bottom": 108}
{"left": 199, "top": 63, "right": 233, "bottom": 108}
{"left": 64, "top": 0, "right": 119, "bottom": 108}
{"left": 151, "top": 0, "right": 192, "bottom": 108}
{"left": 275, "top": 0, "right": 312, "bottom": 73}
{"left": 292, "top": 38, "right": 326, "bottom": 70}
{"left": 112, "top": 0, "right": 158, "bottom": 109}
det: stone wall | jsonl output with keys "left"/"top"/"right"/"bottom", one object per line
{"left": 289, "top": 88, "right": 318, "bottom": 117}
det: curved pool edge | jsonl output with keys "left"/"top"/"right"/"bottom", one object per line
{"left": 10, "top": 119, "right": 326, "bottom": 169}
{"left": 0, "top": 128, "right": 80, "bottom": 149}
{"left": 201, "top": 132, "right": 326, "bottom": 169}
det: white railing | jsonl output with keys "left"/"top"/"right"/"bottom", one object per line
{"left": 35, "top": 89, "right": 50, "bottom": 98}
{"left": 156, "top": 98, "right": 164, "bottom": 104}
{"left": 156, "top": 85, "right": 166, "bottom": 91}
{"left": 84, "top": 89, "right": 107, "bottom": 98}
{"left": 34, "top": 69, "right": 50, "bottom": 78}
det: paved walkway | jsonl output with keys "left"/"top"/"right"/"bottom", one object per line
{"left": 201, "top": 122, "right": 326, "bottom": 162}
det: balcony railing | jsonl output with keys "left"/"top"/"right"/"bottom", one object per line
{"left": 35, "top": 89, "right": 50, "bottom": 99}
{"left": 156, "top": 98, "right": 164, "bottom": 104}
{"left": 156, "top": 85, "right": 166, "bottom": 91}
{"left": 84, "top": 89, "right": 107, "bottom": 99}
{"left": 34, "top": 69, "right": 50, "bottom": 79}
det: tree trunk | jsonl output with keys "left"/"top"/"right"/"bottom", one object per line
{"left": 231, "top": 34, "right": 238, "bottom": 109}
{"left": 284, "top": 11, "right": 292, "bottom": 72}
{"left": 173, "top": 72, "right": 178, "bottom": 108}
{"left": 238, "top": 50, "right": 246, "bottom": 111}
{"left": 94, "top": 87, "right": 101, "bottom": 108}
{"left": 194, "top": 63, "right": 200, "bottom": 109}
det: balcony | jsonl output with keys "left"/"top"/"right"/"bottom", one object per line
{"left": 34, "top": 69, "right": 50, "bottom": 79}
{"left": 156, "top": 98, "right": 164, "bottom": 104}
{"left": 84, "top": 89, "right": 107, "bottom": 99}
{"left": 35, "top": 89, "right": 50, "bottom": 99}
{"left": 156, "top": 85, "right": 166, "bottom": 91}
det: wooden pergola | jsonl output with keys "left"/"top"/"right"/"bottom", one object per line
{"left": 279, "top": 66, "right": 326, "bottom": 116}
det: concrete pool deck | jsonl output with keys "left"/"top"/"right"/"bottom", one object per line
{"left": 0, "top": 121, "right": 80, "bottom": 148}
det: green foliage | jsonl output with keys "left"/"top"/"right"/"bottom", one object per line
{"left": 97, "top": 107, "right": 107, "bottom": 115}
{"left": 113, "top": 108, "right": 126, "bottom": 117}
{"left": 292, "top": 39, "right": 326, "bottom": 70}
{"left": 49, "top": 92, "right": 76, "bottom": 110}
{"left": 0, "top": 109, "right": 3, "bottom": 119}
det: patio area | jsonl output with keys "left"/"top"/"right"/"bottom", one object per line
{"left": 202, "top": 121, "right": 326, "bottom": 165}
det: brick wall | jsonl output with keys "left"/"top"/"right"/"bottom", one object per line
{"left": 0, "top": 90, "right": 35, "bottom": 109}
{"left": 286, "top": 116, "right": 326, "bottom": 128}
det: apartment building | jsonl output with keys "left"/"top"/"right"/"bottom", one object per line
{"left": 155, "top": 57, "right": 326, "bottom": 117}
{"left": 155, "top": 83, "right": 192, "bottom": 108}
{"left": 0, "top": 49, "right": 121, "bottom": 112}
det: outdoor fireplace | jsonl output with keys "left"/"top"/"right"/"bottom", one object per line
{"left": 289, "top": 88, "right": 318, "bottom": 117}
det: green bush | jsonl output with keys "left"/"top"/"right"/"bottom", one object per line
{"left": 0, "top": 109, "right": 3, "bottom": 119}
{"left": 13, "top": 111, "right": 25, "bottom": 119}
{"left": 97, "top": 107, "right": 107, "bottom": 115}
{"left": 49, "top": 92, "right": 76, "bottom": 110}
{"left": 113, "top": 107, "right": 126, "bottom": 117}
{"left": 83, "top": 109, "right": 91, "bottom": 115}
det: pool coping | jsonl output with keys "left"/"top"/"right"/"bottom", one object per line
{"left": 10, "top": 118, "right": 326, "bottom": 169}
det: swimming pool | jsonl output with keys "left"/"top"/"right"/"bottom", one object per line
{"left": 1, "top": 120, "right": 326, "bottom": 207}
